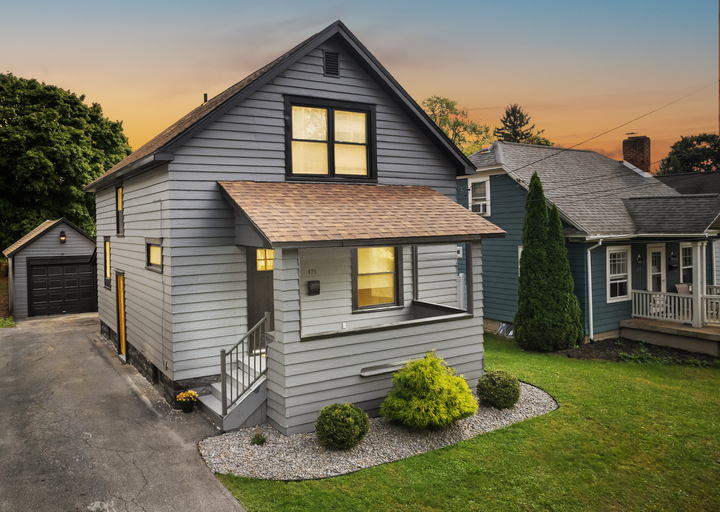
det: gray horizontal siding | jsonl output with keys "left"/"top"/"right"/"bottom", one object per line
{"left": 96, "top": 165, "right": 173, "bottom": 374}
{"left": 417, "top": 245, "right": 459, "bottom": 307}
{"left": 11, "top": 221, "right": 95, "bottom": 319}
{"left": 267, "top": 242, "right": 483, "bottom": 435}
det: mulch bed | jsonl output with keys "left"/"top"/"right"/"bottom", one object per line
{"left": 555, "top": 337, "right": 720, "bottom": 366}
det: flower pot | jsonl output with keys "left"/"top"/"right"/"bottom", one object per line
{"left": 180, "top": 401, "right": 194, "bottom": 413}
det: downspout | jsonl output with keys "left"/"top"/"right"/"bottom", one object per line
{"left": 586, "top": 240, "right": 603, "bottom": 342}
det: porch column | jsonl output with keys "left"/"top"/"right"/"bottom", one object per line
{"left": 691, "top": 242, "right": 707, "bottom": 327}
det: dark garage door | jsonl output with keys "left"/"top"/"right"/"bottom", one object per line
{"left": 29, "top": 261, "right": 97, "bottom": 317}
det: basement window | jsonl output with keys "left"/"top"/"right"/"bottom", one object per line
{"left": 146, "top": 238, "right": 162, "bottom": 273}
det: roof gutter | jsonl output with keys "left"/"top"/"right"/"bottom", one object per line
{"left": 586, "top": 239, "right": 603, "bottom": 342}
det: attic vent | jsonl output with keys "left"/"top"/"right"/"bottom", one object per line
{"left": 324, "top": 51, "right": 339, "bottom": 76}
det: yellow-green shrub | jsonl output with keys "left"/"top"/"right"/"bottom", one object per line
{"left": 380, "top": 351, "right": 478, "bottom": 431}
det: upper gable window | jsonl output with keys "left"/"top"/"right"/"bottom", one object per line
{"left": 467, "top": 177, "right": 490, "bottom": 216}
{"left": 285, "top": 97, "right": 376, "bottom": 181}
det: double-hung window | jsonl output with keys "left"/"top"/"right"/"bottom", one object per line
{"left": 286, "top": 97, "right": 375, "bottom": 180}
{"left": 116, "top": 186, "right": 124, "bottom": 235}
{"left": 467, "top": 177, "right": 490, "bottom": 216}
{"left": 104, "top": 237, "right": 111, "bottom": 289}
{"left": 353, "top": 247, "right": 400, "bottom": 310}
{"left": 607, "top": 246, "right": 631, "bottom": 302}
{"left": 680, "top": 243, "right": 693, "bottom": 284}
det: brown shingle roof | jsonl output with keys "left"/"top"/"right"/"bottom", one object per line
{"left": 3, "top": 220, "right": 57, "bottom": 257}
{"left": 219, "top": 182, "right": 505, "bottom": 247}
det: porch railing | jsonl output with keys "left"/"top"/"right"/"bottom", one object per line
{"left": 632, "top": 290, "right": 693, "bottom": 323}
{"left": 632, "top": 289, "right": 720, "bottom": 326}
{"left": 220, "top": 312, "right": 269, "bottom": 416}
{"left": 707, "top": 285, "right": 720, "bottom": 296}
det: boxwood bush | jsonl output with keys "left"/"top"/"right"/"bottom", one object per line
{"left": 315, "top": 403, "right": 369, "bottom": 451}
{"left": 476, "top": 369, "right": 521, "bottom": 409}
{"left": 380, "top": 351, "right": 478, "bottom": 431}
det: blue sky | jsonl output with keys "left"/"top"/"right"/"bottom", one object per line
{"left": 1, "top": 0, "right": 717, "bottom": 168}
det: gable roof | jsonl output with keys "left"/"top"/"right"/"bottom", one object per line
{"left": 470, "top": 141, "right": 690, "bottom": 238}
{"left": 219, "top": 181, "right": 505, "bottom": 248}
{"left": 656, "top": 171, "right": 720, "bottom": 195}
{"left": 85, "top": 21, "right": 474, "bottom": 193}
{"left": 3, "top": 218, "right": 95, "bottom": 257}
{"left": 623, "top": 195, "right": 720, "bottom": 234}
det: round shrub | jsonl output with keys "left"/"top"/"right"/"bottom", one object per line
{"left": 379, "top": 351, "right": 478, "bottom": 431}
{"left": 476, "top": 370, "right": 521, "bottom": 409}
{"left": 315, "top": 403, "right": 369, "bottom": 451}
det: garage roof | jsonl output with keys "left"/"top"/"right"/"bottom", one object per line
{"left": 2, "top": 218, "right": 95, "bottom": 258}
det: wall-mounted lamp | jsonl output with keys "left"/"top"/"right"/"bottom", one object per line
{"left": 636, "top": 254, "right": 644, "bottom": 265}
{"left": 670, "top": 251, "right": 677, "bottom": 262}
{"left": 59, "top": 230, "right": 66, "bottom": 244}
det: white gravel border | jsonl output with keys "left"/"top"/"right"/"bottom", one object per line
{"left": 198, "top": 382, "right": 558, "bottom": 481}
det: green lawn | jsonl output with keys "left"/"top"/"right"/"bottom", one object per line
{"left": 218, "top": 335, "right": 720, "bottom": 511}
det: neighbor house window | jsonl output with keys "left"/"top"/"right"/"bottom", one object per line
{"left": 146, "top": 238, "right": 162, "bottom": 273}
{"left": 286, "top": 97, "right": 375, "bottom": 180}
{"left": 116, "top": 186, "right": 124, "bottom": 235}
{"left": 607, "top": 246, "right": 631, "bottom": 302}
{"left": 104, "top": 237, "right": 111, "bottom": 289}
{"left": 354, "top": 247, "right": 400, "bottom": 309}
{"left": 467, "top": 177, "right": 490, "bottom": 215}
{"left": 680, "top": 243, "right": 693, "bottom": 284}
{"left": 257, "top": 249, "right": 275, "bottom": 271}
{"left": 518, "top": 246, "right": 523, "bottom": 276}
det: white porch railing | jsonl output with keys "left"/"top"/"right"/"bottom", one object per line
{"left": 632, "top": 289, "right": 720, "bottom": 326}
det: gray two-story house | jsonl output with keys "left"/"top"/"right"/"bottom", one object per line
{"left": 85, "top": 21, "right": 504, "bottom": 434}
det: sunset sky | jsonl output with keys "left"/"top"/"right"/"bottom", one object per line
{"left": 2, "top": 0, "right": 717, "bottom": 172}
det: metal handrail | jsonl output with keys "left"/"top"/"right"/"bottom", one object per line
{"left": 220, "top": 312, "right": 270, "bottom": 416}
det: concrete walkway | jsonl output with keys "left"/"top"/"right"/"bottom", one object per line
{"left": 0, "top": 313, "right": 244, "bottom": 512}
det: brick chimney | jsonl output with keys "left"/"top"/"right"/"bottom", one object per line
{"left": 623, "top": 136, "right": 651, "bottom": 172}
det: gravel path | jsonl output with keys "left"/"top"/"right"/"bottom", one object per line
{"left": 198, "top": 383, "right": 558, "bottom": 481}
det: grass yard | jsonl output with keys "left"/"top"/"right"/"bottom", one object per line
{"left": 218, "top": 334, "right": 720, "bottom": 511}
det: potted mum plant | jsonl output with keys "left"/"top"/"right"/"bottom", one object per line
{"left": 176, "top": 390, "right": 199, "bottom": 413}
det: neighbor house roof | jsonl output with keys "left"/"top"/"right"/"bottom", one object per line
{"left": 470, "top": 141, "right": 687, "bottom": 238}
{"left": 219, "top": 182, "right": 505, "bottom": 248}
{"left": 2, "top": 218, "right": 95, "bottom": 257}
{"left": 656, "top": 171, "right": 720, "bottom": 195}
{"left": 85, "top": 21, "right": 474, "bottom": 193}
{"left": 623, "top": 195, "right": 720, "bottom": 234}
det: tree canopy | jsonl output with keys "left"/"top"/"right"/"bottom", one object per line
{"left": 422, "top": 96, "right": 494, "bottom": 156}
{"left": 494, "top": 104, "right": 553, "bottom": 146}
{"left": 657, "top": 133, "right": 720, "bottom": 175}
{"left": 0, "top": 73, "right": 131, "bottom": 250}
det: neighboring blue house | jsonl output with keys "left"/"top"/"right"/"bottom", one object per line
{"left": 459, "top": 139, "right": 720, "bottom": 344}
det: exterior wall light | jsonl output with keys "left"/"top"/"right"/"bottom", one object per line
{"left": 59, "top": 230, "right": 66, "bottom": 243}
{"left": 636, "top": 253, "right": 644, "bottom": 265}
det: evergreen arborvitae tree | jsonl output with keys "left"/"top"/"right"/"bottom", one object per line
{"left": 546, "top": 205, "right": 584, "bottom": 349}
{"left": 514, "top": 172, "right": 553, "bottom": 351}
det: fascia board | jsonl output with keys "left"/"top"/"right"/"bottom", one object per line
{"left": 85, "top": 154, "right": 172, "bottom": 193}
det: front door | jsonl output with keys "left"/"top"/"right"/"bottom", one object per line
{"left": 647, "top": 244, "right": 666, "bottom": 292}
{"left": 247, "top": 248, "right": 275, "bottom": 344}
{"left": 117, "top": 273, "right": 126, "bottom": 357}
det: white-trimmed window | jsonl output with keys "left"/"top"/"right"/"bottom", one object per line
{"left": 467, "top": 177, "right": 490, "bottom": 216}
{"left": 518, "top": 246, "right": 523, "bottom": 276}
{"left": 607, "top": 246, "right": 631, "bottom": 303}
{"left": 680, "top": 243, "right": 693, "bottom": 284}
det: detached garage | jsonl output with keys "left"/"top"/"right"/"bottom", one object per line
{"left": 2, "top": 218, "right": 97, "bottom": 320}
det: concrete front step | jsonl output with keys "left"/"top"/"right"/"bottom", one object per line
{"left": 198, "top": 376, "right": 268, "bottom": 431}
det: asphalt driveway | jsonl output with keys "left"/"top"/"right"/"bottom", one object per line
{"left": 0, "top": 313, "right": 244, "bottom": 512}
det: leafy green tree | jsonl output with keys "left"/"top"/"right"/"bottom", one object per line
{"left": 422, "top": 96, "right": 493, "bottom": 156}
{"left": 514, "top": 172, "right": 553, "bottom": 351}
{"left": 0, "top": 73, "right": 131, "bottom": 249}
{"left": 494, "top": 103, "right": 552, "bottom": 145}
{"left": 657, "top": 133, "right": 720, "bottom": 175}
{"left": 546, "top": 204, "right": 584, "bottom": 349}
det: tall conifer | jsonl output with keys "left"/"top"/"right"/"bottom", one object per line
{"left": 514, "top": 172, "right": 553, "bottom": 351}
{"left": 546, "top": 204, "right": 584, "bottom": 349}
